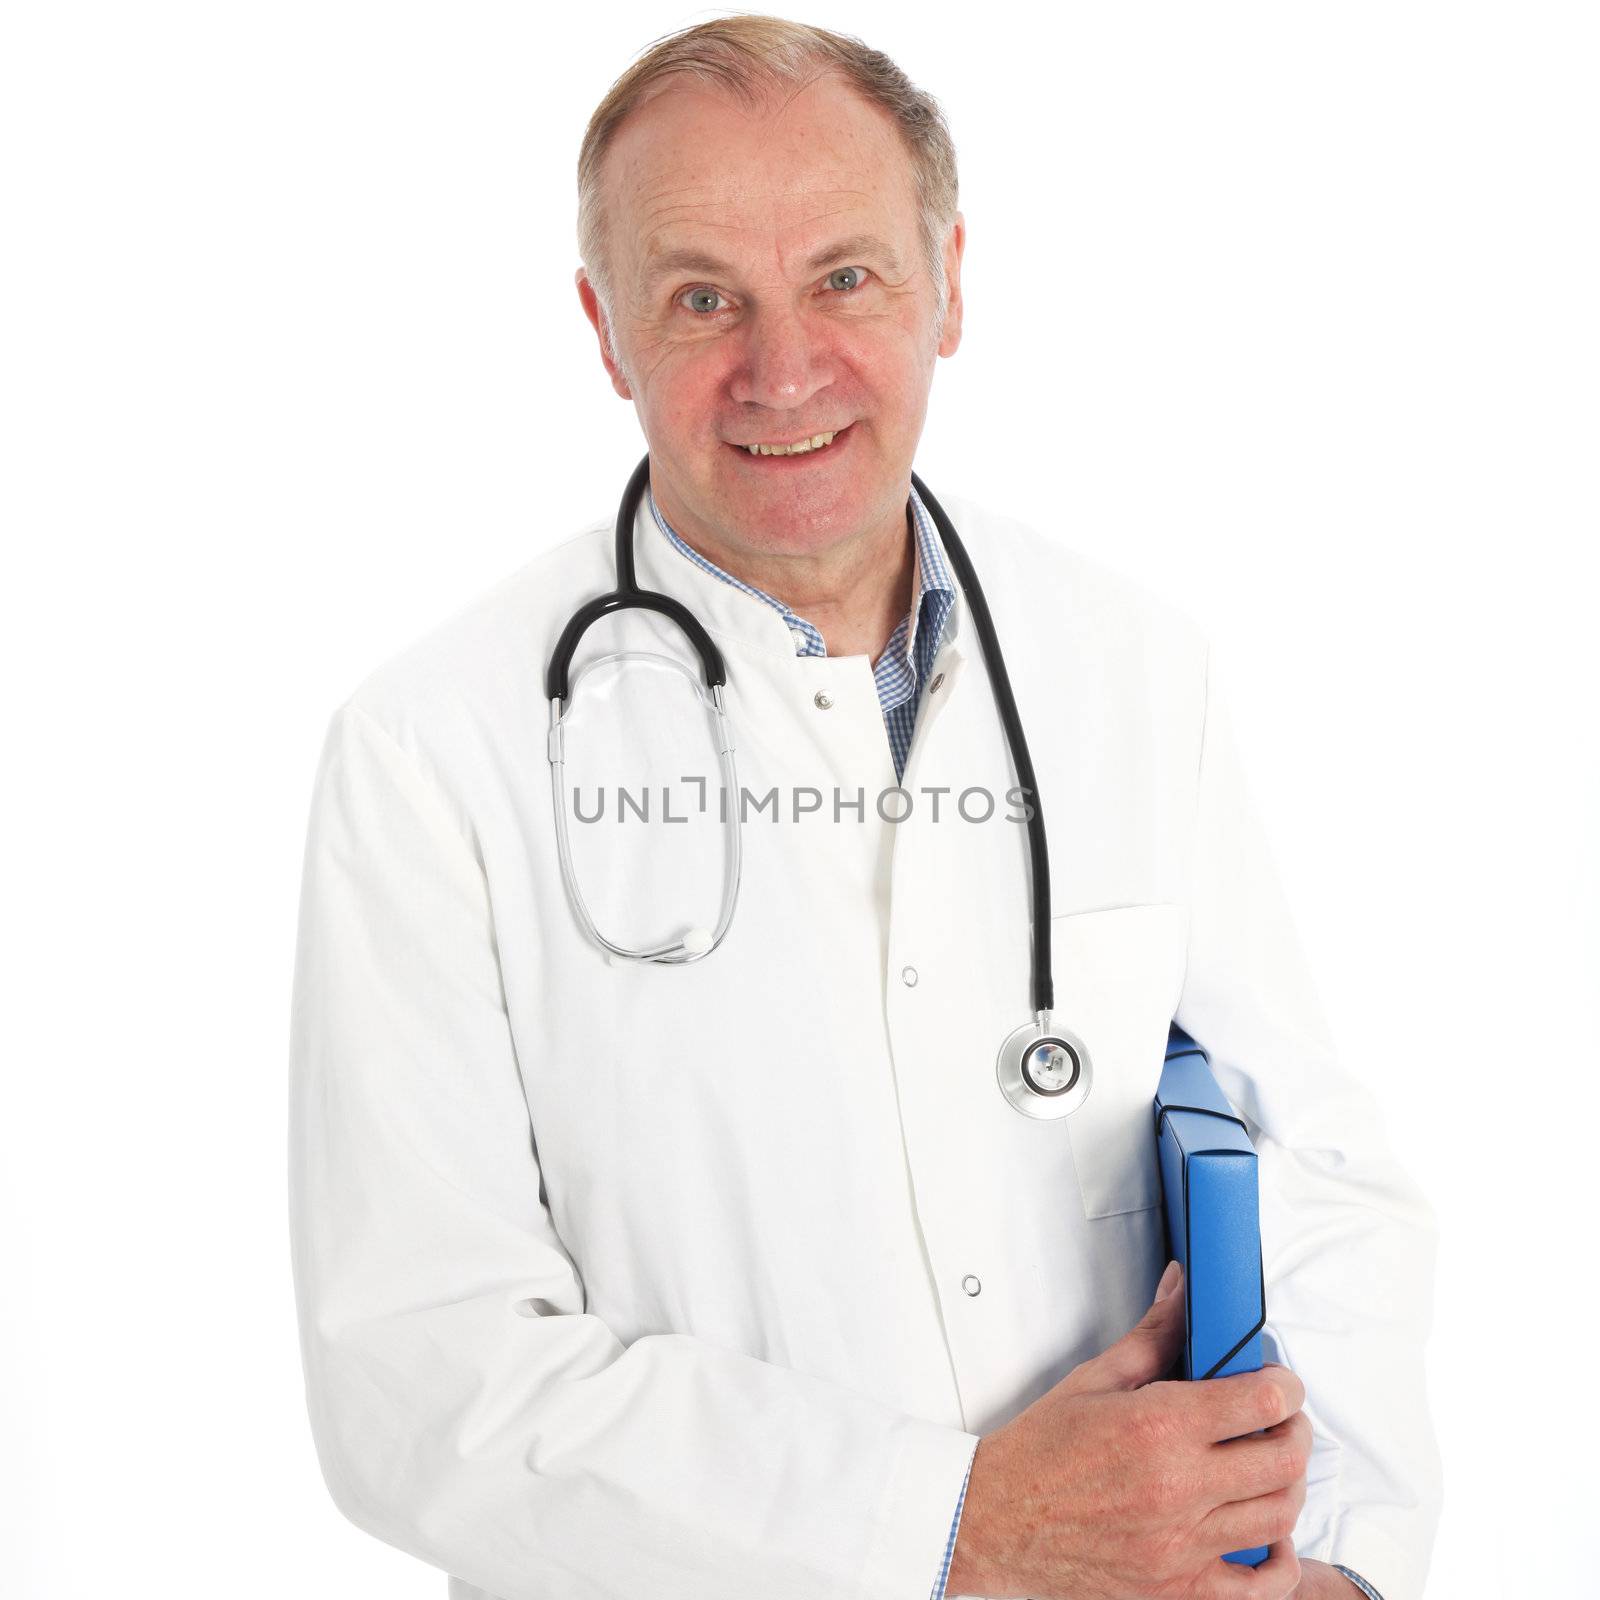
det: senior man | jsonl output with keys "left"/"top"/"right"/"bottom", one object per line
{"left": 289, "top": 17, "right": 1441, "bottom": 1600}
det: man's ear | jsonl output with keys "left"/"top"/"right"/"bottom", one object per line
{"left": 936, "top": 212, "right": 965, "bottom": 359}
{"left": 575, "top": 268, "right": 633, "bottom": 400}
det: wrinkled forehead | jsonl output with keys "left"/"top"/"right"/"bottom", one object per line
{"left": 599, "top": 75, "right": 921, "bottom": 288}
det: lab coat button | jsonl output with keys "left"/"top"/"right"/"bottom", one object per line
{"left": 813, "top": 690, "right": 833, "bottom": 710}
{"left": 900, "top": 965, "right": 918, "bottom": 987}
{"left": 928, "top": 671, "right": 945, "bottom": 694}
{"left": 961, "top": 1275, "right": 982, "bottom": 1297}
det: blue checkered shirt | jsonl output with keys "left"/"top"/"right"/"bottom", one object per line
{"left": 1333, "top": 1566, "right": 1385, "bottom": 1598}
{"left": 650, "top": 487, "right": 1385, "bottom": 1600}
{"left": 647, "top": 485, "right": 955, "bottom": 783}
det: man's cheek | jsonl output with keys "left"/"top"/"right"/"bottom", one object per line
{"left": 638, "top": 333, "right": 723, "bottom": 387}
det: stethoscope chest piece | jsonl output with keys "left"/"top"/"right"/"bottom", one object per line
{"left": 997, "top": 1017, "right": 1094, "bottom": 1120}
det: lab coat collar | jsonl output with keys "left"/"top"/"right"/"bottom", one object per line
{"left": 627, "top": 468, "right": 969, "bottom": 676}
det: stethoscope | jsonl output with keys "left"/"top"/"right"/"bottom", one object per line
{"left": 545, "top": 453, "right": 1091, "bottom": 1121}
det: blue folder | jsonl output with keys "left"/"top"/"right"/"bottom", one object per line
{"left": 1154, "top": 1022, "right": 1268, "bottom": 1569}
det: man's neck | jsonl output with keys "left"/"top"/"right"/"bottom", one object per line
{"left": 658, "top": 495, "right": 916, "bottom": 662}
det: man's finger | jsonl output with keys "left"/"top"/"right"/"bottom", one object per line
{"left": 1193, "top": 1475, "right": 1308, "bottom": 1561}
{"left": 1207, "top": 1411, "right": 1313, "bottom": 1504}
{"left": 1172, "top": 1362, "right": 1306, "bottom": 1445}
{"left": 1197, "top": 1538, "right": 1303, "bottom": 1599}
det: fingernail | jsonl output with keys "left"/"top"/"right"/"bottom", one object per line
{"left": 1156, "top": 1260, "right": 1182, "bottom": 1301}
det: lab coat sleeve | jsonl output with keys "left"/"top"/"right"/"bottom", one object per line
{"left": 287, "top": 701, "right": 980, "bottom": 1600}
{"left": 1173, "top": 646, "right": 1444, "bottom": 1600}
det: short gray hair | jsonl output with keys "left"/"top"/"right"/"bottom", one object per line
{"left": 576, "top": 14, "right": 960, "bottom": 342}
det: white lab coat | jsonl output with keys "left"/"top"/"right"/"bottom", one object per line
{"left": 288, "top": 484, "right": 1442, "bottom": 1600}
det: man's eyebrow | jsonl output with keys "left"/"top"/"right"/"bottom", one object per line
{"left": 640, "top": 233, "right": 907, "bottom": 287}
{"left": 801, "top": 233, "right": 906, "bottom": 275}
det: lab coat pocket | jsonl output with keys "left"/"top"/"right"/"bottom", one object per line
{"left": 1050, "top": 902, "right": 1188, "bottom": 1220}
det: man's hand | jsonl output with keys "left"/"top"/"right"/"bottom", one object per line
{"left": 945, "top": 1261, "right": 1312, "bottom": 1599}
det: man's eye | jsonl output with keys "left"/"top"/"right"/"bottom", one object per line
{"left": 680, "top": 287, "right": 727, "bottom": 315}
{"left": 677, "top": 269, "right": 869, "bottom": 314}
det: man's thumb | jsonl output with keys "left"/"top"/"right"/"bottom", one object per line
{"left": 1153, "top": 1257, "right": 1183, "bottom": 1307}
{"left": 1088, "top": 1259, "right": 1186, "bottom": 1391}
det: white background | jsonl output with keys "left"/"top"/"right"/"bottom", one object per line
{"left": 4, "top": 3, "right": 1595, "bottom": 1596}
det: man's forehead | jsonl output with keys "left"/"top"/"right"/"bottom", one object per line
{"left": 606, "top": 79, "right": 914, "bottom": 236}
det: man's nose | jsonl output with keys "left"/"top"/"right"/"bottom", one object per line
{"left": 726, "top": 302, "right": 831, "bottom": 414}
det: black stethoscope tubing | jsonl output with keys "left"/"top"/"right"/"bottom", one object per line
{"left": 544, "top": 451, "right": 1053, "bottom": 1021}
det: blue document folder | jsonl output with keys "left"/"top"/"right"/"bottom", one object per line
{"left": 1154, "top": 1022, "right": 1268, "bottom": 1569}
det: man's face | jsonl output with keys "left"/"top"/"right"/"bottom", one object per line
{"left": 577, "top": 72, "right": 964, "bottom": 563}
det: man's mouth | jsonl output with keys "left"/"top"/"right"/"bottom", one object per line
{"left": 724, "top": 422, "right": 854, "bottom": 461}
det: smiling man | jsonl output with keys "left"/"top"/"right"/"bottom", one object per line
{"left": 289, "top": 17, "right": 1441, "bottom": 1600}
{"left": 573, "top": 57, "right": 953, "bottom": 664}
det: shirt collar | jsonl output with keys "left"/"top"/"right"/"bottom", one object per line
{"left": 904, "top": 487, "right": 957, "bottom": 683}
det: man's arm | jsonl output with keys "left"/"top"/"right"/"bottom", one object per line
{"left": 287, "top": 701, "right": 979, "bottom": 1600}
{"left": 1174, "top": 642, "right": 1444, "bottom": 1600}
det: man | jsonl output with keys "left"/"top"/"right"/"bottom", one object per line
{"left": 289, "top": 17, "right": 1440, "bottom": 1600}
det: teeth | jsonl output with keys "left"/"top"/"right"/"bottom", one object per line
{"left": 747, "top": 430, "right": 837, "bottom": 456}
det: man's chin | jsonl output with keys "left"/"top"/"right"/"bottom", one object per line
{"left": 715, "top": 475, "right": 877, "bottom": 547}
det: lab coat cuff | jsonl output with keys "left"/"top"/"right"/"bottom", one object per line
{"left": 1315, "top": 1514, "right": 1422, "bottom": 1600}
{"left": 857, "top": 1421, "right": 981, "bottom": 1600}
